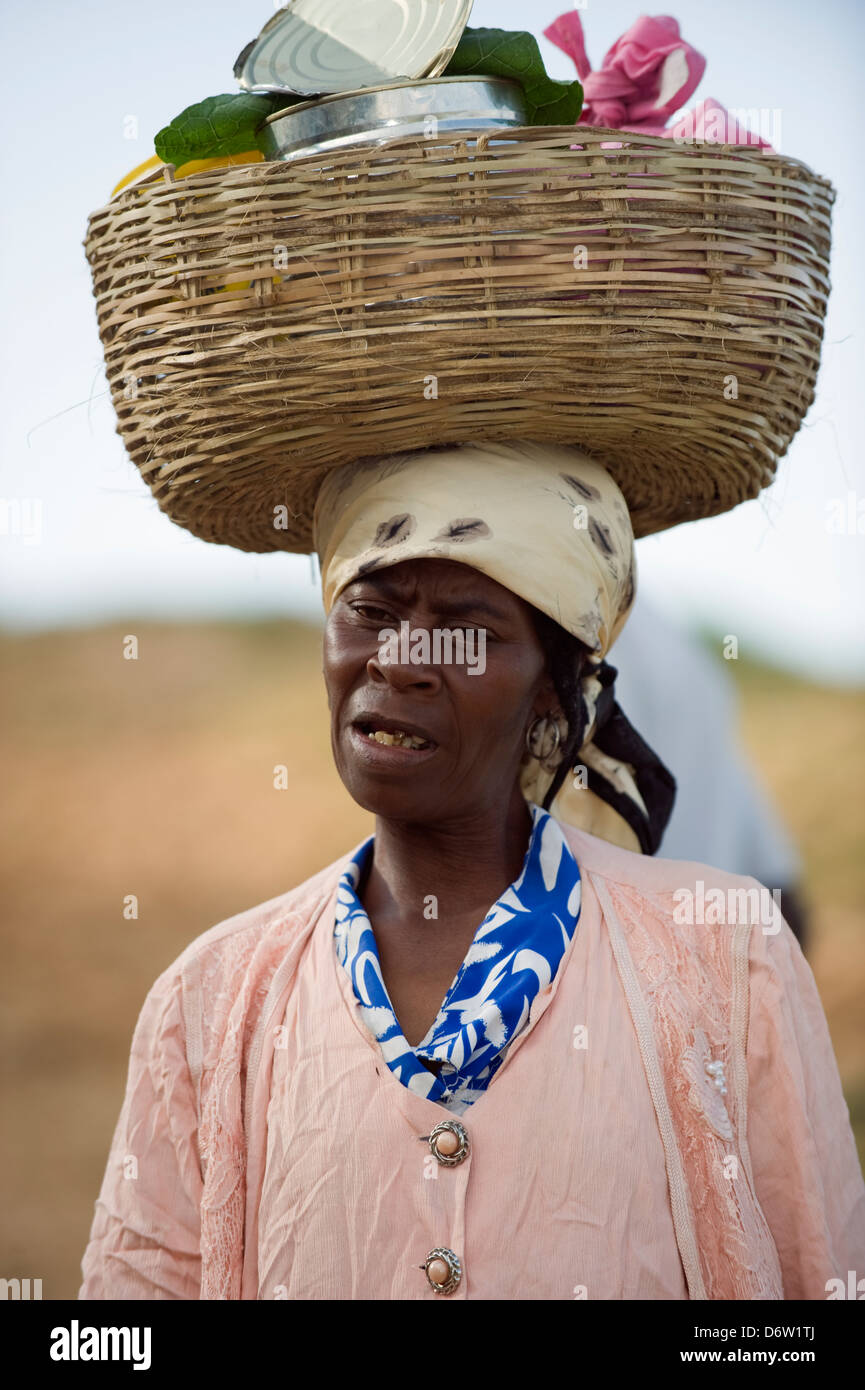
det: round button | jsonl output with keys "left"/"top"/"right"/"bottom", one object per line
{"left": 422, "top": 1247, "right": 462, "bottom": 1295}
{"left": 428, "top": 1120, "right": 470, "bottom": 1167}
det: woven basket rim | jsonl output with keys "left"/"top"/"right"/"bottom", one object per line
{"left": 90, "top": 122, "right": 834, "bottom": 223}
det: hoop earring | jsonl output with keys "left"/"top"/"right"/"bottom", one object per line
{"left": 525, "top": 714, "right": 561, "bottom": 760}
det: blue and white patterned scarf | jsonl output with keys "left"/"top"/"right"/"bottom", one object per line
{"left": 334, "top": 802, "right": 582, "bottom": 1113}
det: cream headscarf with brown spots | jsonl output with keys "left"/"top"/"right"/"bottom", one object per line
{"left": 314, "top": 440, "right": 675, "bottom": 854}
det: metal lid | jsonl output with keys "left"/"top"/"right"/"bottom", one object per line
{"left": 260, "top": 77, "right": 527, "bottom": 161}
{"left": 234, "top": 0, "right": 475, "bottom": 97}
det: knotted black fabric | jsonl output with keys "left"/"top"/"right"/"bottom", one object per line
{"left": 582, "top": 659, "right": 677, "bottom": 855}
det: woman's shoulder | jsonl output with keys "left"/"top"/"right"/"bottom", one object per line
{"left": 559, "top": 816, "right": 768, "bottom": 899}
{"left": 559, "top": 816, "right": 794, "bottom": 962}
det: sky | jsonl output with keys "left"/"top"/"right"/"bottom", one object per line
{"left": 1, "top": 0, "right": 863, "bottom": 681}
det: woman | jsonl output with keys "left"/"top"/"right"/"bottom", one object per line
{"left": 78, "top": 440, "right": 865, "bottom": 1300}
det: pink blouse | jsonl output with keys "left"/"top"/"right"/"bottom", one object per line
{"left": 78, "top": 820, "right": 865, "bottom": 1300}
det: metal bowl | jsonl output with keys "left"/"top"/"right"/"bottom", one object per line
{"left": 261, "top": 76, "right": 528, "bottom": 162}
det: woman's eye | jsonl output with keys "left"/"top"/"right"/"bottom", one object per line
{"left": 351, "top": 603, "right": 392, "bottom": 621}
{"left": 348, "top": 603, "right": 493, "bottom": 639}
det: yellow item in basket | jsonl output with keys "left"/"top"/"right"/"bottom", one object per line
{"left": 175, "top": 149, "right": 265, "bottom": 178}
{"left": 110, "top": 149, "right": 264, "bottom": 199}
{"left": 110, "top": 153, "right": 165, "bottom": 197}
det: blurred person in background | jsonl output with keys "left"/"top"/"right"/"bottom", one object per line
{"left": 611, "top": 594, "right": 809, "bottom": 952}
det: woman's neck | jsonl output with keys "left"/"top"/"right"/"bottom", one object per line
{"left": 360, "top": 790, "right": 535, "bottom": 942}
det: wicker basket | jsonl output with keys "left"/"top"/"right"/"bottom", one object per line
{"left": 84, "top": 125, "right": 834, "bottom": 553}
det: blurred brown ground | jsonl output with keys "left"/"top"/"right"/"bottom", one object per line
{"left": 1, "top": 620, "right": 863, "bottom": 1299}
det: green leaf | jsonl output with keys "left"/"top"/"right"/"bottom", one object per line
{"left": 444, "top": 26, "right": 583, "bottom": 126}
{"left": 154, "top": 91, "right": 308, "bottom": 166}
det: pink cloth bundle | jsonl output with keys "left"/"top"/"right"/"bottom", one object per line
{"left": 544, "top": 10, "right": 773, "bottom": 148}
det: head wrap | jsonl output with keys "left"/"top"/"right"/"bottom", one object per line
{"left": 313, "top": 440, "right": 675, "bottom": 855}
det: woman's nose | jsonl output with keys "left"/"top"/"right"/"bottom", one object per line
{"left": 367, "top": 629, "right": 444, "bottom": 689}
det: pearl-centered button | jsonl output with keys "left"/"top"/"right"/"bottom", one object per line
{"left": 427, "top": 1119, "right": 470, "bottom": 1166}
{"left": 421, "top": 1247, "right": 462, "bottom": 1295}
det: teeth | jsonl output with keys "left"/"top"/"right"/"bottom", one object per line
{"left": 365, "top": 728, "right": 430, "bottom": 749}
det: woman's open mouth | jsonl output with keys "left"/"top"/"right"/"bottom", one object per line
{"left": 349, "top": 720, "right": 438, "bottom": 761}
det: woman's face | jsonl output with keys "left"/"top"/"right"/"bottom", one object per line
{"left": 322, "top": 557, "right": 558, "bottom": 823}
